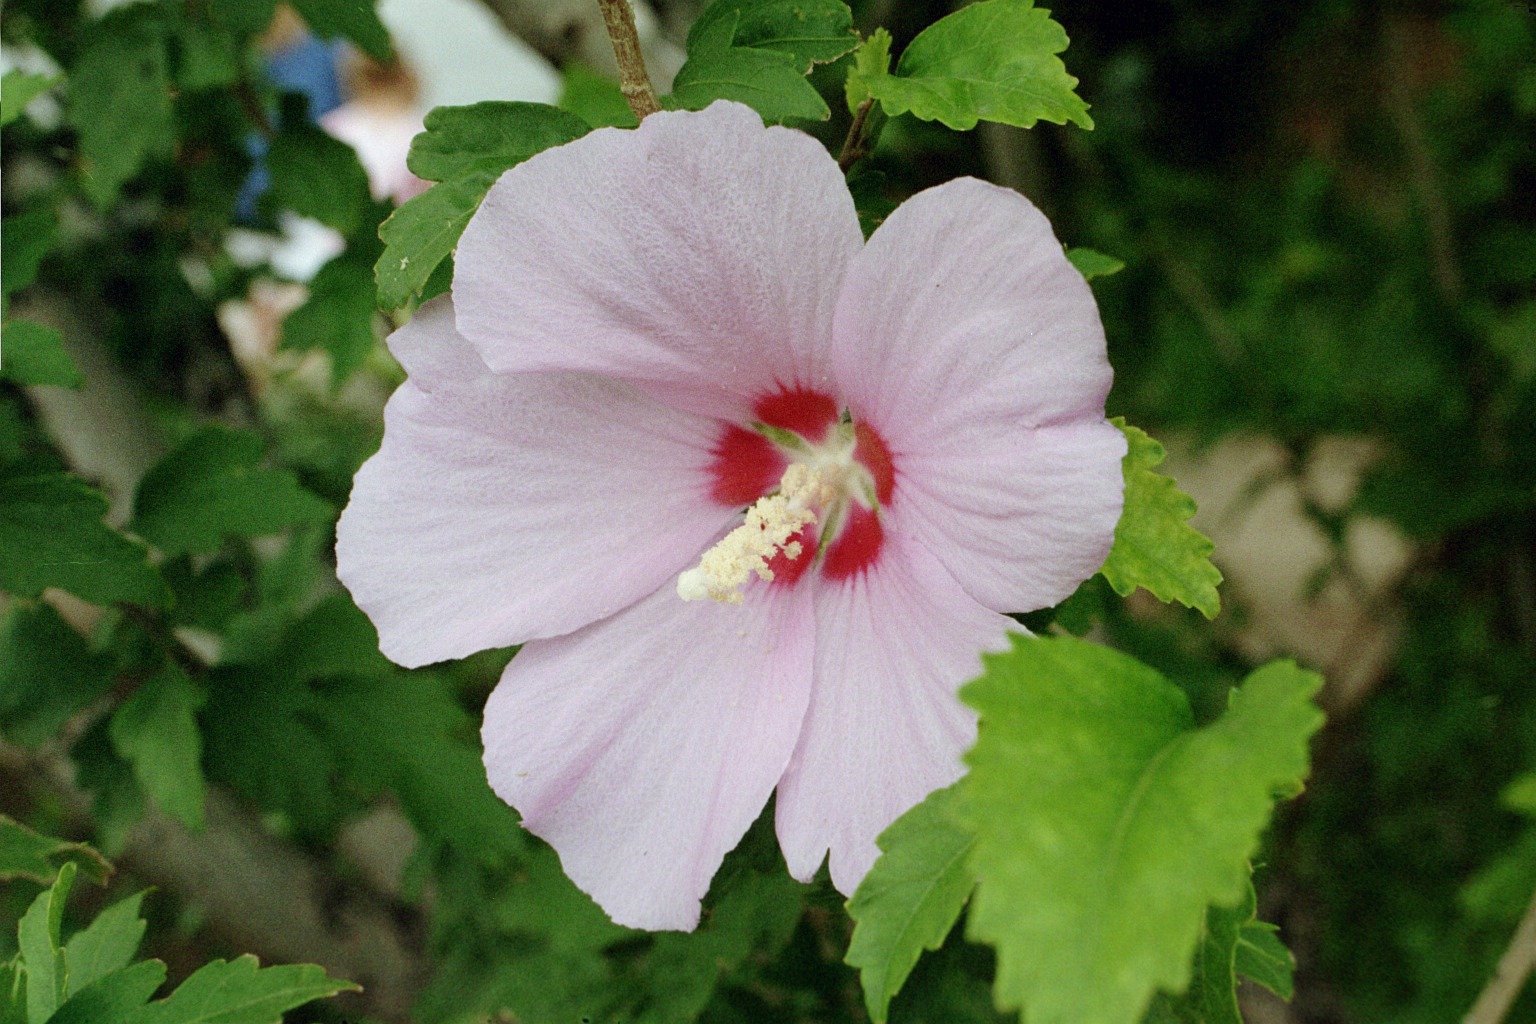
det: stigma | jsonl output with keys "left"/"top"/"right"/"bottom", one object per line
{"left": 678, "top": 463, "right": 845, "bottom": 603}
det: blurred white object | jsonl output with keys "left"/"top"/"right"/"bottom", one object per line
{"left": 377, "top": 0, "right": 561, "bottom": 107}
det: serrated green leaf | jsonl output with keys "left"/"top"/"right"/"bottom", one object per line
{"left": 130, "top": 426, "right": 331, "bottom": 557}
{"left": 64, "top": 892, "right": 148, "bottom": 998}
{"left": 961, "top": 636, "right": 1322, "bottom": 1024}
{"left": 2, "top": 207, "right": 59, "bottom": 298}
{"left": 108, "top": 665, "right": 207, "bottom": 831}
{"left": 1, "top": 70, "right": 55, "bottom": 127}
{"left": 844, "top": 28, "right": 891, "bottom": 113}
{"left": 672, "top": 47, "right": 830, "bottom": 122}
{"left": 68, "top": 10, "right": 176, "bottom": 208}
{"left": 263, "top": 120, "right": 372, "bottom": 237}
{"left": 1235, "top": 919, "right": 1294, "bottom": 1000}
{"left": 854, "top": 0, "right": 1091, "bottom": 131}
{"left": 0, "top": 470, "right": 169, "bottom": 607}
{"left": 375, "top": 102, "right": 588, "bottom": 307}
{"left": 687, "top": 0, "right": 857, "bottom": 71}
{"left": 1101, "top": 420, "right": 1223, "bottom": 618}
{"left": 126, "top": 954, "right": 357, "bottom": 1024}
{"left": 0, "top": 603, "right": 115, "bottom": 747}
{"left": 17, "top": 860, "right": 76, "bottom": 1024}
{"left": 288, "top": 0, "right": 392, "bottom": 61}
{"left": 1067, "top": 246, "right": 1125, "bottom": 281}
{"left": 846, "top": 784, "right": 975, "bottom": 1023}
{"left": 49, "top": 960, "right": 167, "bottom": 1024}
{"left": 283, "top": 248, "right": 380, "bottom": 381}
{"left": 0, "top": 816, "right": 111, "bottom": 887}
{"left": 2, "top": 320, "right": 84, "bottom": 388}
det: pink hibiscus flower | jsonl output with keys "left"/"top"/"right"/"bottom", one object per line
{"left": 336, "top": 101, "right": 1126, "bottom": 930}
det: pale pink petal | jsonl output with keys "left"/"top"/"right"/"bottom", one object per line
{"left": 775, "top": 533, "right": 1015, "bottom": 893}
{"left": 483, "top": 582, "right": 815, "bottom": 930}
{"left": 453, "top": 101, "right": 862, "bottom": 419}
{"left": 830, "top": 178, "right": 1125, "bottom": 612}
{"left": 335, "top": 298, "right": 734, "bottom": 668}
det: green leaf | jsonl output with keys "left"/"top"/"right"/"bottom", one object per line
{"left": 1143, "top": 897, "right": 1246, "bottom": 1024}
{"left": 687, "top": 0, "right": 857, "bottom": 71}
{"left": 174, "top": 23, "right": 241, "bottom": 92}
{"left": 2, "top": 320, "right": 84, "bottom": 388}
{"left": 845, "top": 784, "right": 976, "bottom": 1023}
{"left": 1235, "top": 918, "right": 1294, "bottom": 1001}
{"left": 68, "top": 10, "right": 176, "bottom": 207}
{"left": 288, "top": 0, "right": 392, "bottom": 61}
{"left": 961, "top": 636, "right": 1322, "bottom": 1024}
{"left": 130, "top": 426, "right": 331, "bottom": 557}
{"left": 1101, "top": 420, "right": 1223, "bottom": 618}
{"left": 1, "top": 70, "right": 56, "bottom": 127}
{"left": 127, "top": 954, "right": 357, "bottom": 1024}
{"left": 844, "top": 28, "right": 891, "bottom": 113}
{"left": 2, "top": 207, "right": 59, "bottom": 298}
{"left": 1067, "top": 246, "right": 1125, "bottom": 281}
{"left": 283, "top": 249, "right": 380, "bottom": 381}
{"left": 853, "top": 0, "right": 1091, "bottom": 131}
{"left": 375, "top": 102, "right": 589, "bottom": 308}
{"left": 108, "top": 665, "right": 207, "bottom": 831}
{"left": 0, "top": 470, "right": 169, "bottom": 607}
{"left": 0, "top": 816, "right": 111, "bottom": 887}
{"left": 49, "top": 961, "right": 167, "bottom": 1024}
{"left": 263, "top": 119, "right": 372, "bottom": 237}
{"left": 64, "top": 892, "right": 149, "bottom": 999}
{"left": 671, "top": 46, "right": 830, "bottom": 123}
{"left": 0, "top": 603, "right": 115, "bottom": 747}
{"left": 558, "top": 65, "right": 638, "bottom": 129}
{"left": 17, "top": 861, "right": 77, "bottom": 1024}
{"left": 209, "top": 0, "right": 278, "bottom": 35}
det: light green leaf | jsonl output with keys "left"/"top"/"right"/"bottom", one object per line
{"left": 48, "top": 961, "right": 167, "bottom": 1024}
{"left": 1067, "top": 246, "right": 1126, "bottom": 281}
{"left": 0, "top": 470, "right": 169, "bottom": 607}
{"left": 284, "top": 248, "right": 381, "bottom": 382}
{"left": 558, "top": 65, "right": 637, "bottom": 129}
{"left": 2, "top": 207, "right": 59, "bottom": 298}
{"left": 845, "top": 784, "right": 975, "bottom": 1023}
{"left": 17, "top": 861, "right": 77, "bottom": 1024}
{"left": 131, "top": 426, "right": 331, "bottom": 557}
{"left": 687, "top": 0, "right": 857, "bottom": 71}
{"left": 2, "top": 320, "right": 84, "bottom": 388}
{"left": 375, "top": 102, "right": 589, "bottom": 308}
{"left": 1, "top": 70, "right": 56, "bottom": 127}
{"left": 671, "top": 47, "right": 830, "bottom": 122}
{"left": 0, "top": 816, "right": 111, "bottom": 887}
{"left": 844, "top": 28, "right": 891, "bottom": 113}
{"left": 1143, "top": 891, "right": 1248, "bottom": 1024}
{"left": 68, "top": 10, "right": 176, "bottom": 208}
{"left": 288, "top": 0, "right": 392, "bottom": 61}
{"left": 108, "top": 665, "right": 207, "bottom": 831}
{"left": 263, "top": 119, "right": 372, "bottom": 237}
{"left": 126, "top": 954, "right": 357, "bottom": 1024}
{"left": 1502, "top": 773, "right": 1536, "bottom": 816}
{"left": 1101, "top": 420, "right": 1223, "bottom": 618}
{"left": 854, "top": 0, "right": 1091, "bottom": 131}
{"left": 1, "top": 960, "right": 25, "bottom": 1024}
{"left": 961, "top": 636, "right": 1322, "bottom": 1024}
{"left": 1235, "top": 918, "right": 1295, "bottom": 1001}
{"left": 64, "top": 893, "right": 148, "bottom": 998}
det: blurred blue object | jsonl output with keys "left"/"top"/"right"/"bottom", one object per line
{"left": 236, "top": 34, "right": 346, "bottom": 222}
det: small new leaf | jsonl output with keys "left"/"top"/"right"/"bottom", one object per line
{"left": 0, "top": 816, "right": 111, "bottom": 886}
{"left": 1, "top": 320, "right": 84, "bottom": 388}
{"left": 127, "top": 954, "right": 358, "bottom": 1024}
{"left": 1067, "top": 247, "right": 1125, "bottom": 281}
{"left": 0, "top": 470, "right": 169, "bottom": 607}
{"left": 375, "top": 102, "right": 589, "bottom": 308}
{"left": 845, "top": 784, "right": 976, "bottom": 1022}
{"left": 108, "top": 665, "right": 208, "bottom": 831}
{"left": 1101, "top": 420, "right": 1223, "bottom": 618}
{"left": 18, "top": 861, "right": 77, "bottom": 1024}
{"left": 0, "top": 70, "right": 55, "bottom": 127}
{"left": 131, "top": 426, "right": 331, "bottom": 556}
{"left": 961, "top": 636, "right": 1322, "bottom": 1024}
{"left": 855, "top": 0, "right": 1091, "bottom": 131}
{"left": 1235, "top": 918, "right": 1295, "bottom": 1000}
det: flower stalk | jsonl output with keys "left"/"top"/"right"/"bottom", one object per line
{"left": 597, "top": 0, "right": 660, "bottom": 121}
